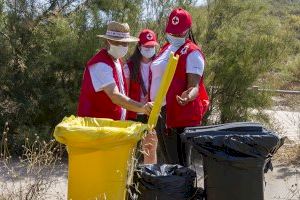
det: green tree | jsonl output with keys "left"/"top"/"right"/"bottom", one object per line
{"left": 203, "top": 0, "right": 290, "bottom": 123}
{"left": 0, "top": 0, "right": 143, "bottom": 153}
{"left": 267, "top": 0, "right": 300, "bottom": 89}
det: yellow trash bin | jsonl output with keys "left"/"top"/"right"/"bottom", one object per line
{"left": 53, "top": 52, "right": 179, "bottom": 200}
{"left": 54, "top": 116, "right": 148, "bottom": 200}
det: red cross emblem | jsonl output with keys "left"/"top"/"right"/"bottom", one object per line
{"left": 146, "top": 33, "right": 153, "bottom": 40}
{"left": 180, "top": 45, "right": 189, "bottom": 55}
{"left": 172, "top": 16, "right": 179, "bottom": 25}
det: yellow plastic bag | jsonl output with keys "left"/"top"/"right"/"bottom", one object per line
{"left": 54, "top": 116, "right": 148, "bottom": 200}
{"left": 55, "top": 115, "right": 147, "bottom": 150}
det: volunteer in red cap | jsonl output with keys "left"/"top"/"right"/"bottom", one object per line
{"left": 149, "top": 8, "right": 209, "bottom": 166}
{"left": 124, "top": 29, "right": 159, "bottom": 164}
{"left": 77, "top": 21, "right": 153, "bottom": 120}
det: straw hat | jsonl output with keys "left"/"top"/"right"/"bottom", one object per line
{"left": 97, "top": 21, "right": 139, "bottom": 42}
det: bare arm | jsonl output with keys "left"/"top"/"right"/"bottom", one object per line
{"left": 176, "top": 73, "right": 200, "bottom": 106}
{"left": 103, "top": 83, "right": 152, "bottom": 115}
{"left": 187, "top": 73, "right": 200, "bottom": 100}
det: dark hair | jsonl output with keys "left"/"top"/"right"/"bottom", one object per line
{"left": 128, "top": 45, "right": 155, "bottom": 82}
{"left": 188, "top": 29, "right": 197, "bottom": 45}
{"left": 128, "top": 45, "right": 143, "bottom": 82}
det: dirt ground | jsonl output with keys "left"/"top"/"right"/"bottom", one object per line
{"left": 0, "top": 110, "right": 299, "bottom": 199}
{"left": 265, "top": 143, "right": 300, "bottom": 200}
{"left": 1, "top": 146, "right": 299, "bottom": 200}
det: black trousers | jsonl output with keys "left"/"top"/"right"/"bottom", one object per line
{"left": 155, "top": 106, "right": 192, "bottom": 167}
{"left": 135, "top": 114, "right": 148, "bottom": 124}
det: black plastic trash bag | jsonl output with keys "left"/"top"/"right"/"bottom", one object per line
{"left": 184, "top": 122, "right": 264, "bottom": 135}
{"left": 181, "top": 122, "right": 284, "bottom": 200}
{"left": 128, "top": 164, "right": 197, "bottom": 200}
{"left": 192, "top": 187, "right": 205, "bottom": 200}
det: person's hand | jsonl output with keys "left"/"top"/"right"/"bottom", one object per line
{"left": 142, "top": 102, "right": 154, "bottom": 115}
{"left": 176, "top": 88, "right": 193, "bottom": 106}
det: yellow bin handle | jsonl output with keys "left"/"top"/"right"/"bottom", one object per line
{"left": 147, "top": 52, "right": 179, "bottom": 129}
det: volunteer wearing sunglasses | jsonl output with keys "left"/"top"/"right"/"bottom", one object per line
{"left": 77, "top": 21, "right": 153, "bottom": 120}
{"left": 124, "top": 29, "right": 159, "bottom": 164}
{"left": 150, "top": 8, "right": 209, "bottom": 166}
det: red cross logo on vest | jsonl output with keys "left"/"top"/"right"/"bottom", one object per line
{"left": 146, "top": 33, "right": 153, "bottom": 40}
{"left": 180, "top": 45, "right": 189, "bottom": 55}
{"left": 172, "top": 16, "right": 179, "bottom": 25}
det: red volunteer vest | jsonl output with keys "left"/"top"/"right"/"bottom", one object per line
{"left": 77, "top": 49, "right": 127, "bottom": 120}
{"left": 126, "top": 61, "right": 142, "bottom": 120}
{"left": 156, "top": 40, "right": 209, "bottom": 128}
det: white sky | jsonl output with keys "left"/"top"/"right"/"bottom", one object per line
{"left": 196, "top": 0, "right": 207, "bottom": 6}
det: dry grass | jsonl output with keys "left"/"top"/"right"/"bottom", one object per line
{"left": 0, "top": 122, "right": 65, "bottom": 200}
{"left": 273, "top": 143, "right": 300, "bottom": 166}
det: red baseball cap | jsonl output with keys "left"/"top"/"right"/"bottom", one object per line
{"left": 138, "top": 29, "right": 158, "bottom": 46}
{"left": 166, "top": 8, "right": 192, "bottom": 35}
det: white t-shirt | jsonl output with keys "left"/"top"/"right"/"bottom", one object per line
{"left": 150, "top": 44, "right": 205, "bottom": 104}
{"left": 89, "top": 60, "right": 127, "bottom": 120}
{"left": 124, "top": 62, "right": 150, "bottom": 104}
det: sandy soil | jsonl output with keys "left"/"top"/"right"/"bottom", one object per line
{"left": 6, "top": 161, "right": 296, "bottom": 200}
{"left": 265, "top": 110, "right": 300, "bottom": 143}
{"left": 0, "top": 110, "right": 299, "bottom": 199}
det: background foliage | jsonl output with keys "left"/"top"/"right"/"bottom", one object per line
{"left": 0, "top": 0, "right": 299, "bottom": 153}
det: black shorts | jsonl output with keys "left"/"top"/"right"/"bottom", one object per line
{"left": 135, "top": 114, "right": 148, "bottom": 124}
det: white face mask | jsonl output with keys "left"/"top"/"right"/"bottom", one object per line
{"left": 140, "top": 46, "right": 156, "bottom": 59}
{"left": 108, "top": 43, "right": 128, "bottom": 59}
{"left": 166, "top": 34, "right": 186, "bottom": 47}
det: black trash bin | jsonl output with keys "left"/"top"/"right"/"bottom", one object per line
{"left": 127, "top": 164, "right": 199, "bottom": 200}
{"left": 181, "top": 122, "right": 284, "bottom": 200}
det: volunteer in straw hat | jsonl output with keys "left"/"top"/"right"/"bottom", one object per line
{"left": 149, "top": 8, "right": 209, "bottom": 166}
{"left": 77, "top": 21, "right": 153, "bottom": 120}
